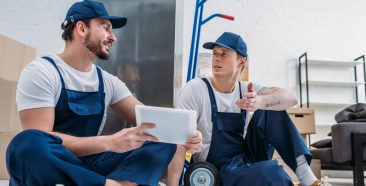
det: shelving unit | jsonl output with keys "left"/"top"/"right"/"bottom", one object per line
{"left": 299, "top": 52, "right": 366, "bottom": 109}
{"left": 298, "top": 52, "right": 366, "bottom": 145}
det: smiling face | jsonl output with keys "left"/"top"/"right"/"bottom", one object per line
{"left": 83, "top": 18, "right": 116, "bottom": 60}
{"left": 211, "top": 45, "right": 246, "bottom": 79}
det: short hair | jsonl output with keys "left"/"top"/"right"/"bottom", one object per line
{"left": 61, "top": 19, "right": 91, "bottom": 42}
{"left": 237, "top": 53, "right": 247, "bottom": 72}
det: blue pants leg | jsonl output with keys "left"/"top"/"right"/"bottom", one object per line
{"left": 6, "top": 130, "right": 176, "bottom": 186}
{"left": 220, "top": 155, "right": 293, "bottom": 186}
{"left": 6, "top": 129, "right": 105, "bottom": 186}
{"left": 82, "top": 142, "right": 177, "bottom": 186}
{"left": 246, "top": 110, "right": 311, "bottom": 171}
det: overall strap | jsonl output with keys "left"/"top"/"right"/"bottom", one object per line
{"left": 95, "top": 66, "right": 104, "bottom": 92}
{"left": 41, "top": 56, "right": 66, "bottom": 88}
{"left": 202, "top": 78, "right": 218, "bottom": 113}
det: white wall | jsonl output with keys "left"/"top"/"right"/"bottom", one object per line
{"left": 0, "top": 0, "right": 78, "bottom": 56}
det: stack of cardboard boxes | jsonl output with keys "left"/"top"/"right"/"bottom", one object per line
{"left": 273, "top": 108, "right": 320, "bottom": 182}
{"left": 0, "top": 34, "right": 35, "bottom": 180}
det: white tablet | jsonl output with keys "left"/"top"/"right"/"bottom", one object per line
{"left": 135, "top": 105, "right": 197, "bottom": 145}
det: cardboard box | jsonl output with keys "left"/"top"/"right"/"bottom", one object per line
{"left": 0, "top": 132, "right": 17, "bottom": 180}
{"left": 287, "top": 108, "right": 316, "bottom": 134}
{"left": 0, "top": 34, "right": 35, "bottom": 81}
{"left": 12, "top": 105, "right": 22, "bottom": 132}
{"left": 0, "top": 79, "right": 18, "bottom": 132}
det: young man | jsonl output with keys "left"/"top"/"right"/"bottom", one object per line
{"left": 176, "top": 32, "right": 330, "bottom": 186}
{"left": 6, "top": 1, "right": 201, "bottom": 185}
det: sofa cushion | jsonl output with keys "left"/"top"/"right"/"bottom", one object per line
{"left": 332, "top": 122, "right": 366, "bottom": 163}
{"left": 311, "top": 148, "right": 333, "bottom": 163}
{"left": 311, "top": 139, "right": 332, "bottom": 149}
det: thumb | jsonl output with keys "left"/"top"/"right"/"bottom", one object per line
{"left": 247, "top": 82, "right": 253, "bottom": 93}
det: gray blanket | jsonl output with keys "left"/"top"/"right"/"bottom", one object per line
{"left": 335, "top": 103, "right": 366, "bottom": 123}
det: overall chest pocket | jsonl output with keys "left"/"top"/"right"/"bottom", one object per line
{"left": 66, "top": 90, "right": 104, "bottom": 116}
{"left": 214, "top": 112, "right": 245, "bottom": 132}
{"left": 68, "top": 101, "right": 103, "bottom": 115}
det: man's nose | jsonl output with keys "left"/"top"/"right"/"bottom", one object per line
{"left": 109, "top": 31, "right": 117, "bottom": 43}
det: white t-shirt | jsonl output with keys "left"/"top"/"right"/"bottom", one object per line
{"left": 176, "top": 78, "right": 263, "bottom": 162}
{"left": 16, "top": 54, "right": 132, "bottom": 135}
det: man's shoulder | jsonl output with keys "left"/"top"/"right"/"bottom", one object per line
{"left": 186, "top": 77, "right": 206, "bottom": 87}
{"left": 22, "top": 56, "right": 58, "bottom": 77}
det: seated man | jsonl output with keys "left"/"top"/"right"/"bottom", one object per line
{"left": 175, "top": 32, "right": 329, "bottom": 186}
{"left": 6, "top": 1, "right": 201, "bottom": 185}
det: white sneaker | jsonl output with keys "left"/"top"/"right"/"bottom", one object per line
{"left": 158, "top": 181, "right": 167, "bottom": 186}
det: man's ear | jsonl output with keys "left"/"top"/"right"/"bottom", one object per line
{"left": 238, "top": 56, "right": 247, "bottom": 68}
{"left": 75, "top": 21, "right": 89, "bottom": 38}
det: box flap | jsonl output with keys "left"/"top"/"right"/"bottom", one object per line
{"left": 287, "top": 108, "right": 314, "bottom": 115}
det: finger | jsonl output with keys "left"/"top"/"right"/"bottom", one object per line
{"left": 137, "top": 134, "right": 158, "bottom": 142}
{"left": 188, "top": 147, "right": 202, "bottom": 154}
{"left": 136, "top": 123, "right": 156, "bottom": 132}
{"left": 187, "top": 137, "right": 201, "bottom": 144}
{"left": 185, "top": 143, "right": 202, "bottom": 152}
{"left": 247, "top": 82, "right": 253, "bottom": 92}
{"left": 245, "top": 92, "right": 256, "bottom": 98}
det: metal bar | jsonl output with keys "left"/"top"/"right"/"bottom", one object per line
{"left": 191, "top": 2, "right": 204, "bottom": 79}
{"left": 186, "top": 0, "right": 200, "bottom": 82}
{"left": 354, "top": 55, "right": 366, "bottom": 103}
{"left": 304, "top": 53, "right": 309, "bottom": 108}
{"left": 298, "top": 53, "right": 306, "bottom": 108}
{"left": 354, "top": 66, "right": 358, "bottom": 103}
{"left": 198, "top": 0, "right": 207, "bottom": 7}
{"left": 201, "top": 13, "right": 234, "bottom": 25}
{"left": 351, "top": 133, "right": 366, "bottom": 186}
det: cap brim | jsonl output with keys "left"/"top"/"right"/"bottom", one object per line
{"left": 203, "top": 42, "right": 236, "bottom": 53}
{"left": 101, "top": 16, "right": 127, "bottom": 29}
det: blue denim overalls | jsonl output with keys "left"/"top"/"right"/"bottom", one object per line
{"left": 6, "top": 56, "right": 176, "bottom": 186}
{"left": 202, "top": 78, "right": 311, "bottom": 186}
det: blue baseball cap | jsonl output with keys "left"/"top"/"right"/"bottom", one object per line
{"left": 62, "top": 0, "right": 127, "bottom": 29}
{"left": 203, "top": 32, "right": 248, "bottom": 57}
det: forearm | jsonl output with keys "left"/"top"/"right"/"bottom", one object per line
{"left": 167, "top": 145, "right": 186, "bottom": 186}
{"left": 259, "top": 88, "right": 297, "bottom": 110}
{"left": 51, "top": 132, "right": 111, "bottom": 157}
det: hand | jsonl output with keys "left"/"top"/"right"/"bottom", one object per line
{"left": 235, "top": 82, "right": 263, "bottom": 112}
{"left": 108, "top": 123, "right": 158, "bottom": 153}
{"left": 184, "top": 130, "right": 202, "bottom": 154}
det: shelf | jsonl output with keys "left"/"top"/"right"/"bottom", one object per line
{"left": 316, "top": 123, "right": 334, "bottom": 126}
{"left": 300, "top": 59, "right": 363, "bottom": 67}
{"left": 301, "top": 80, "right": 365, "bottom": 87}
{"left": 302, "top": 102, "right": 354, "bottom": 107}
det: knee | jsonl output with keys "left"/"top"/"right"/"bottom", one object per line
{"left": 141, "top": 142, "right": 177, "bottom": 164}
{"left": 7, "top": 129, "right": 62, "bottom": 159}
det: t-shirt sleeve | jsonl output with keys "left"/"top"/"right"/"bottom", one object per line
{"left": 176, "top": 79, "right": 202, "bottom": 115}
{"left": 109, "top": 75, "right": 133, "bottom": 105}
{"left": 16, "top": 61, "right": 59, "bottom": 111}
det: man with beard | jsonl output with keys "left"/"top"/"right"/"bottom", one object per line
{"left": 6, "top": 1, "right": 202, "bottom": 186}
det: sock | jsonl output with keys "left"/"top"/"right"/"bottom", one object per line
{"left": 295, "top": 155, "right": 317, "bottom": 186}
